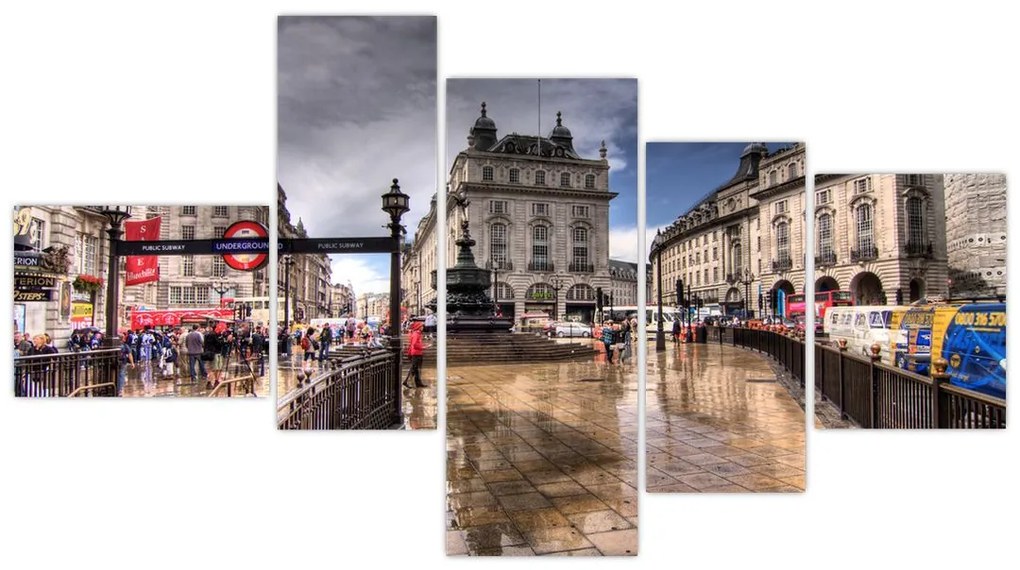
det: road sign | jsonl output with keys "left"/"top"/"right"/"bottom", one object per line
{"left": 279, "top": 237, "right": 398, "bottom": 255}
{"left": 221, "top": 221, "right": 269, "bottom": 271}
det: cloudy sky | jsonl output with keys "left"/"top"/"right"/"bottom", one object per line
{"left": 447, "top": 78, "right": 639, "bottom": 263}
{"left": 278, "top": 16, "right": 436, "bottom": 295}
{"left": 645, "top": 142, "right": 799, "bottom": 258}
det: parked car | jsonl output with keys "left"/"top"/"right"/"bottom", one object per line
{"left": 549, "top": 321, "right": 592, "bottom": 338}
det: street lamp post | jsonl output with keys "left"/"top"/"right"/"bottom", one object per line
{"left": 653, "top": 231, "right": 665, "bottom": 353}
{"left": 549, "top": 276, "right": 563, "bottom": 321}
{"left": 212, "top": 281, "right": 230, "bottom": 305}
{"left": 99, "top": 206, "right": 131, "bottom": 346}
{"left": 382, "top": 179, "right": 410, "bottom": 426}
{"left": 282, "top": 255, "right": 295, "bottom": 356}
{"left": 740, "top": 268, "right": 755, "bottom": 319}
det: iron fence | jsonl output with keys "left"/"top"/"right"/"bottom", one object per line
{"left": 708, "top": 326, "right": 805, "bottom": 387}
{"left": 278, "top": 349, "right": 400, "bottom": 430}
{"left": 15, "top": 349, "right": 120, "bottom": 397}
{"left": 814, "top": 344, "right": 1006, "bottom": 429}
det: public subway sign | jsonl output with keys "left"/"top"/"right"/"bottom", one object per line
{"left": 14, "top": 275, "right": 58, "bottom": 290}
{"left": 219, "top": 220, "right": 269, "bottom": 271}
{"left": 279, "top": 237, "right": 398, "bottom": 255}
{"left": 116, "top": 238, "right": 270, "bottom": 256}
{"left": 14, "top": 290, "right": 53, "bottom": 302}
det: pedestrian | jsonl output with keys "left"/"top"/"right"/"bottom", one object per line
{"left": 30, "top": 333, "right": 58, "bottom": 355}
{"left": 251, "top": 326, "right": 265, "bottom": 376}
{"left": 620, "top": 318, "right": 633, "bottom": 363}
{"left": 138, "top": 326, "right": 156, "bottom": 387}
{"left": 300, "top": 327, "right": 317, "bottom": 364}
{"left": 672, "top": 318, "right": 681, "bottom": 345}
{"left": 185, "top": 324, "right": 206, "bottom": 384}
{"left": 425, "top": 312, "right": 437, "bottom": 340}
{"left": 117, "top": 331, "right": 135, "bottom": 395}
{"left": 318, "top": 322, "right": 332, "bottom": 361}
{"left": 205, "top": 328, "right": 225, "bottom": 387}
{"left": 602, "top": 320, "right": 616, "bottom": 364}
{"left": 14, "top": 332, "right": 32, "bottom": 356}
{"left": 403, "top": 320, "right": 429, "bottom": 388}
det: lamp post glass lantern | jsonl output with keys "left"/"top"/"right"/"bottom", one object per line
{"left": 99, "top": 206, "right": 131, "bottom": 346}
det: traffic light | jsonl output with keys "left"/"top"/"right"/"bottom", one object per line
{"left": 895, "top": 288, "right": 904, "bottom": 305}
{"left": 676, "top": 279, "right": 684, "bottom": 307}
{"left": 245, "top": 303, "right": 253, "bottom": 318}
{"left": 596, "top": 287, "right": 604, "bottom": 312}
{"left": 758, "top": 293, "right": 764, "bottom": 311}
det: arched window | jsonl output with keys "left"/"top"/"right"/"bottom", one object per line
{"left": 732, "top": 243, "right": 742, "bottom": 275}
{"left": 584, "top": 174, "right": 596, "bottom": 189}
{"left": 482, "top": 166, "right": 494, "bottom": 181}
{"left": 572, "top": 227, "right": 589, "bottom": 270}
{"left": 776, "top": 222, "right": 790, "bottom": 262}
{"left": 788, "top": 163, "right": 798, "bottom": 179}
{"left": 534, "top": 170, "right": 546, "bottom": 186}
{"left": 509, "top": 168, "right": 520, "bottom": 184}
{"left": 490, "top": 223, "right": 507, "bottom": 266}
{"left": 817, "top": 213, "right": 833, "bottom": 260}
{"left": 906, "top": 196, "right": 924, "bottom": 248}
{"left": 532, "top": 225, "right": 550, "bottom": 270}
{"left": 769, "top": 170, "right": 778, "bottom": 185}
{"left": 857, "top": 203, "right": 874, "bottom": 253}
{"left": 560, "top": 172, "right": 571, "bottom": 187}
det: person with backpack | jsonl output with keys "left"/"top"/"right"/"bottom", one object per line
{"left": 301, "top": 327, "right": 317, "bottom": 364}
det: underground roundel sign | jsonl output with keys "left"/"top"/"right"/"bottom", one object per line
{"left": 221, "top": 220, "right": 269, "bottom": 271}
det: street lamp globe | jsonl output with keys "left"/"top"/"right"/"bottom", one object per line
{"left": 382, "top": 178, "right": 410, "bottom": 222}
{"left": 99, "top": 206, "right": 131, "bottom": 229}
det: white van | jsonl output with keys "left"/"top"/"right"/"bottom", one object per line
{"left": 823, "top": 306, "right": 899, "bottom": 363}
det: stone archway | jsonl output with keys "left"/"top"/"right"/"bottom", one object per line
{"left": 909, "top": 278, "right": 925, "bottom": 303}
{"left": 850, "top": 271, "right": 884, "bottom": 305}
{"left": 815, "top": 275, "right": 840, "bottom": 293}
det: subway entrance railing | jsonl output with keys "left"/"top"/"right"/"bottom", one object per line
{"left": 277, "top": 349, "right": 399, "bottom": 430}
{"left": 14, "top": 349, "right": 120, "bottom": 397}
{"left": 815, "top": 343, "right": 1005, "bottom": 429}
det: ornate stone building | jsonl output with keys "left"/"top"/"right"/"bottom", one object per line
{"left": 608, "top": 259, "right": 639, "bottom": 308}
{"left": 813, "top": 173, "right": 948, "bottom": 304}
{"left": 402, "top": 193, "right": 440, "bottom": 317}
{"left": 329, "top": 282, "right": 356, "bottom": 318}
{"left": 278, "top": 183, "right": 333, "bottom": 324}
{"left": 651, "top": 143, "right": 807, "bottom": 317}
{"left": 943, "top": 173, "right": 1006, "bottom": 298}
{"left": 356, "top": 292, "right": 390, "bottom": 319}
{"left": 443, "top": 103, "right": 617, "bottom": 324}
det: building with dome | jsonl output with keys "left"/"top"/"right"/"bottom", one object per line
{"left": 650, "top": 143, "right": 808, "bottom": 317}
{"left": 438, "top": 102, "right": 618, "bottom": 324}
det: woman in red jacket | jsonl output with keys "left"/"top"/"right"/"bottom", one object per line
{"left": 403, "top": 320, "right": 428, "bottom": 388}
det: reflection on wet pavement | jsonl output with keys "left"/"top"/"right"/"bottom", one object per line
{"left": 277, "top": 355, "right": 436, "bottom": 430}
{"left": 647, "top": 342, "right": 805, "bottom": 492}
{"left": 120, "top": 360, "right": 267, "bottom": 397}
{"left": 447, "top": 358, "right": 638, "bottom": 556}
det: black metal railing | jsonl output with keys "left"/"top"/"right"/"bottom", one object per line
{"left": 568, "top": 262, "right": 594, "bottom": 273}
{"left": 707, "top": 326, "right": 805, "bottom": 388}
{"left": 814, "top": 344, "right": 1005, "bottom": 428}
{"left": 528, "top": 260, "right": 554, "bottom": 272}
{"left": 815, "top": 250, "right": 837, "bottom": 266}
{"left": 850, "top": 245, "right": 879, "bottom": 262}
{"left": 771, "top": 257, "right": 793, "bottom": 272}
{"left": 15, "top": 349, "right": 120, "bottom": 397}
{"left": 904, "top": 240, "right": 934, "bottom": 258}
{"left": 485, "top": 259, "right": 514, "bottom": 271}
{"left": 277, "top": 350, "right": 398, "bottom": 430}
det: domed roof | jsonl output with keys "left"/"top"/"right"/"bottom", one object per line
{"left": 741, "top": 142, "right": 768, "bottom": 157}
{"left": 549, "top": 111, "right": 572, "bottom": 139}
{"left": 473, "top": 101, "right": 496, "bottom": 131}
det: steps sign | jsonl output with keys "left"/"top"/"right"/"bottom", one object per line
{"left": 219, "top": 221, "right": 268, "bottom": 271}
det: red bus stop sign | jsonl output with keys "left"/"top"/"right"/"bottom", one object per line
{"left": 221, "top": 221, "right": 269, "bottom": 271}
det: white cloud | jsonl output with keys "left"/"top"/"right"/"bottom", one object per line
{"left": 329, "top": 254, "right": 390, "bottom": 298}
{"left": 609, "top": 226, "right": 658, "bottom": 264}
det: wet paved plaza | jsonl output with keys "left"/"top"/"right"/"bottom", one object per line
{"left": 647, "top": 341, "right": 805, "bottom": 492}
{"left": 120, "top": 357, "right": 268, "bottom": 397}
{"left": 277, "top": 355, "right": 437, "bottom": 430}
{"left": 446, "top": 357, "right": 638, "bottom": 556}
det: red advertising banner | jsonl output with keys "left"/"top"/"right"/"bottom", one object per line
{"left": 124, "top": 217, "right": 161, "bottom": 286}
{"left": 129, "top": 308, "right": 234, "bottom": 330}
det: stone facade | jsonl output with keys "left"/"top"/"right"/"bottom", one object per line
{"left": 943, "top": 173, "right": 1007, "bottom": 297}
{"left": 356, "top": 292, "right": 389, "bottom": 319}
{"left": 443, "top": 103, "right": 617, "bottom": 324}
{"left": 813, "top": 173, "right": 948, "bottom": 304}
{"left": 402, "top": 193, "right": 440, "bottom": 317}
{"left": 608, "top": 259, "right": 639, "bottom": 307}
{"left": 651, "top": 144, "right": 807, "bottom": 317}
{"left": 278, "top": 184, "right": 333, "bottom": 324}
{"left": 329, "top": 282, "right": 356, "bottom": 318}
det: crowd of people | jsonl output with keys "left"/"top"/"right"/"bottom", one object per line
{"left": 598, "top": 317, "right": 638, "bottom": 365}
{"left": 14, "top": 322, "right": 268, "bottom": 396}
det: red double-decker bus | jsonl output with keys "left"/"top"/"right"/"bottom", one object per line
{"left": 815, "top": 290, "right": 853, "bottom": 320}
{"left": 786, "top": 294, "right": 807, "bottom": 318}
